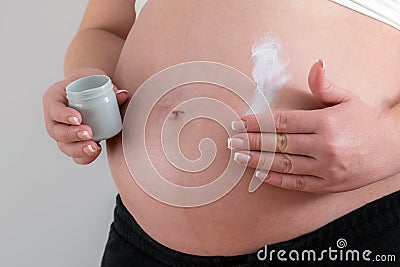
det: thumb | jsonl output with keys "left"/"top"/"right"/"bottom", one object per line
{"left": 113, "top": 86, "right": 129, "bottom": 105}
{"left": 308, "top": 59, "right": 353, "bottom": 106}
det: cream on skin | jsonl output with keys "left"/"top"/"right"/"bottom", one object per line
{"left": 245, "top": 33, "right": 290, "bottom": 114}
{"left": 236, "top": 33, "right": 291, "bottom": 191}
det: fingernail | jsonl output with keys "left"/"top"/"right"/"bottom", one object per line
{"left": 234, "top": 152, "right": 251, "bottom": 164}
{"left": 116, "top": 90, "right": 129, "bottom": 94}
{"left": 319, "top": 58, "right": 326, "bottom": 73}
{"left": 228, "top": 138, "right": 244, "bottom": 149}
{"left": 68, "top": 116, "right": 80, "bottom": 125}
{"left": 255, "top": 170, "right": 268, "bottom": 180}
{"left": 77, "top": 130, "right": 91, "bottom": 140}
{"left": 83, "top": 144, "right": 97, "bottom": 155}
{"left": 231, "top": 120, "right": 247, "bottom": 131}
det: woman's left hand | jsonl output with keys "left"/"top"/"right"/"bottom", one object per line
{"left": 230, "top": 60, "right": 400, "bottom": 193}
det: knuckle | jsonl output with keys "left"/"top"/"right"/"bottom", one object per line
{"left": 53, "top": 126, "right": 67, "bottom": 142}
{"left": 276, "top": 133, "right": 288, "bottom": 152}
{"left": 54, "top": 135, "right": 64, "bottom": 143}
{"left": 252, "top": 134, "right": 262, "bottom": 150}
{"left": 47, "top": 81, "right": 64, "bottom": 96}
{"left": 329, "top": 169, "right": 345, "bottom": 184}
{"left": 275, "top": 172, "right": 284, "bottom": 187}
{"left": 45, "top": 123, "right": 54, "bottom": 138}
{"left": 325, "top": 141, "right": 340, "bottom": 158}
{"left": 64, "top": 126, "right": 75, "bottom": 141}
{"left": 45, "top": 106, "right": 52, "bottom": 122}
{"left": 42, "top": 83, "right": 58, "bottom": 104}
{"left": 47, "top": 102, "right": 56, "bottom": 119}
{"left": 323, "top": 81, "right": 335, "bottom": 92}
{"left": 275, "top": 112, "right": 288, "bottom": 132}
{"left": 295, "top": 176, "right": 306, "bottom": 191}
{"left": 326, "top": 165, "right": 337, "bottom": 180}
{"left": 280, "top": 154, "right": 293, "bottom": 173}
{"left": 52, "top": 127, "right": 64, "bottom": 143}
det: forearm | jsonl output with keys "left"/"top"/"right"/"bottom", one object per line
{"left": 64, "top": 28, "right": 126, "bottom": 78}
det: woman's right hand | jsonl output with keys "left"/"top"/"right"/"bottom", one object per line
{"left": 42, "top": 68, "right": 129, "bottom": 165}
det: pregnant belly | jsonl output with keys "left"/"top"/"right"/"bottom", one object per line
{"left": 106, "top": 0, "right": 400, "bottom": 255}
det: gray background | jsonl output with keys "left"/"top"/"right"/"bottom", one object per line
{"left": 0, "top": 0, "right": 146, "bottom": 266}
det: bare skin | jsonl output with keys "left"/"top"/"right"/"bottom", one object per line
{"left": 237, "top": 60, "right": 400, "bottom": 193}
{"left": 43, "top": 0, "right": 400, "bottom": 256}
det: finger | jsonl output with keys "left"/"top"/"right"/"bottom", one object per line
{"left": 116, "top": 90, "right": 129, "bottom": 105}
{"left": 43, "top": 81, "right": 82, "bottom": 125}
{"left": 308, "top": 59, "right": 354, "bottom": 106}
{"left": 49, "top": 123, "right": 93, "bottom": 143}
{"left": 234, "top": 151, "right": 317, "bottom": 176}
{"left": 238, "top": 110, "right": 320, "bottom": 134}
{"left": 57, "top": 141, "right": 101, "bottom": 159}
{"left": 48, "top": 102, "right": 82, "bottom": 125}
{"left": 113, "top": 86, "right": 129, "bottom": 105}
{"left": 263, "top": 171, "right": 325, "bottom": 192}
{"left": 72, "top": 156, "right": 100, "bottom": 165}
{"left": 229, "top": 132, "right": 316, "bottom": 155}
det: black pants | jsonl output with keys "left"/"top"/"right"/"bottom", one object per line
{"left": 101, "top": 191, "right": 400, "bottom": 267}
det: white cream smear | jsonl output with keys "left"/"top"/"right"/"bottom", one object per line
{"left": 246, "top": 33, "right": 291, "bottom": 192}
{"left": 246, "top": 33, "right": 290, "bottom": 114}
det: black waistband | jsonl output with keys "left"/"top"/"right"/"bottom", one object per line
{"left": 113, "top": 191, "right": 400, "bottom": 266}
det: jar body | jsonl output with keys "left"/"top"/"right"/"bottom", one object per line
{"left": 66, "top": 75, "right": 123, "bottom": 142}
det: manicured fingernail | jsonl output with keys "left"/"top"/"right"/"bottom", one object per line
{"left": 231, "top": 120, "right": 247, "bottom": 131}
{"left": 83, "top": 144, "right": 97, "bottom": 155}
{"left": 255, "top": 170, "right": 268, "bottom": 180}
{"left": 234, "top": 152, "right": 251, "bottom": 164}
{"left": 228, "top": 138, "right": 244, "bottom": 149}
{"left": 68, "top": 116, "right": 80, "bottom": 125}
{"left": 116, "top": 90, "right": 129, "bottom": 94}
{"left": 77, "top": 130, "right": 91, "bottom": 140}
